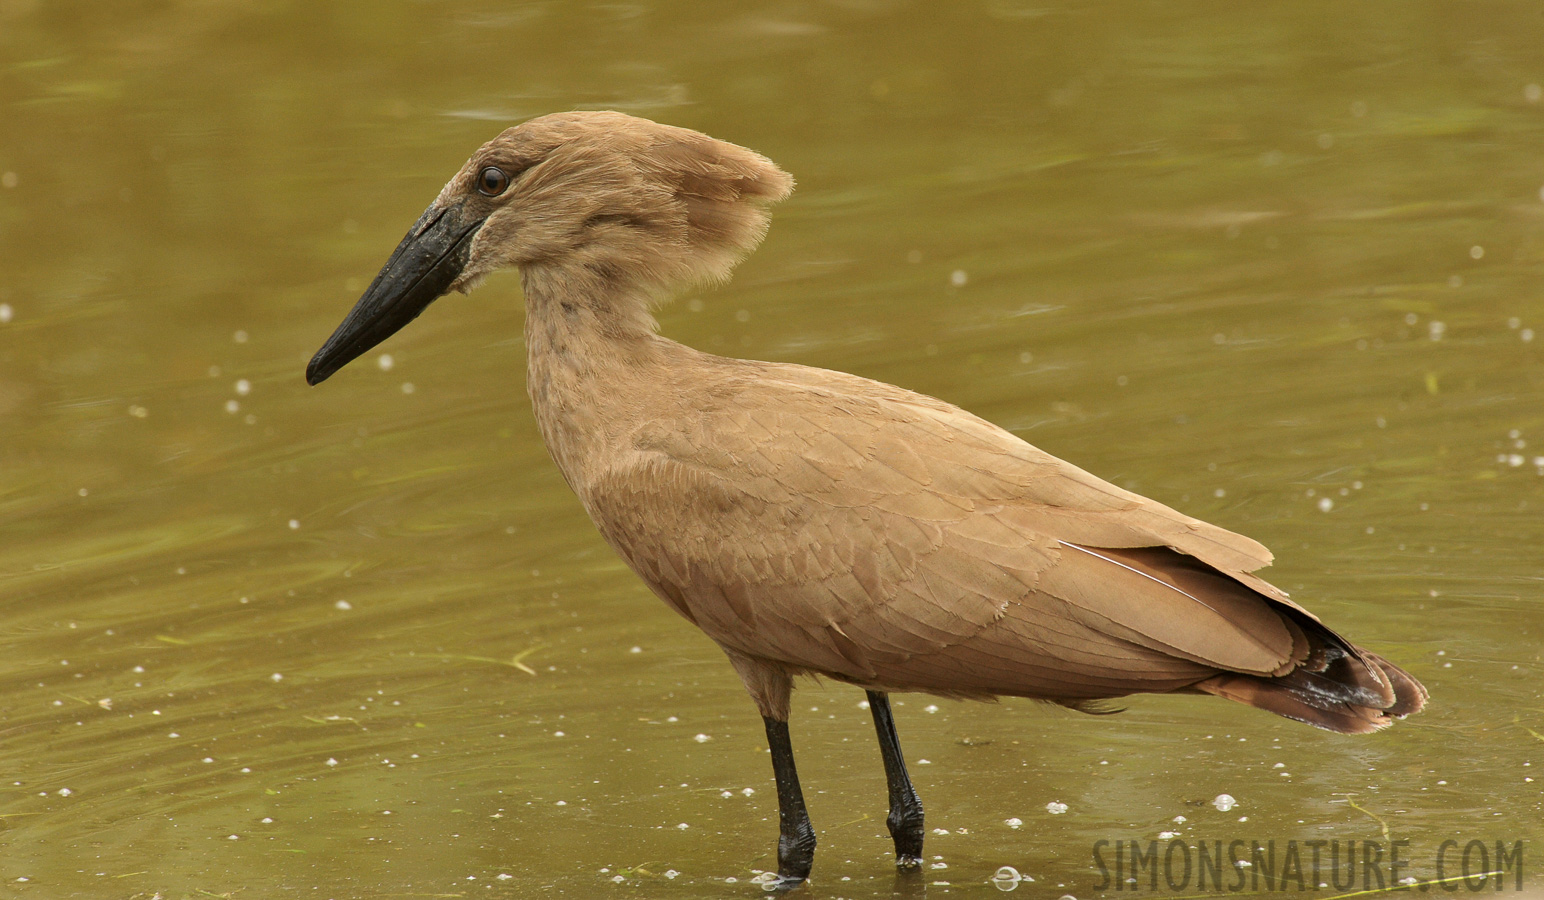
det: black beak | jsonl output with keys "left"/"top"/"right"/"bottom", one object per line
{"left": 306, "top": 201, "right": 484, "bottom": 386}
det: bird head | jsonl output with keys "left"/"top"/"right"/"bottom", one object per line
{"left": 306, "top": 111, "right": 793, "bottom": 385}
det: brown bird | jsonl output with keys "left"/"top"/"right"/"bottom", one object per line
{"left": 307, "top": 111, "right": 1426, "bottom": 890}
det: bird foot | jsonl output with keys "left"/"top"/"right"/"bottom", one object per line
{"left": 895, "top": 854, "right": 924, "bottom": 870}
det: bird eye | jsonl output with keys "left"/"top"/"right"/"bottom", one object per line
{"left": 477, "top": 166, "right": 510, "bottom": 197}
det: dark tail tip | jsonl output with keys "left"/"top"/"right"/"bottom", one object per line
{"left": 1194, "top": 645, "right": 1426, "bottom": 735}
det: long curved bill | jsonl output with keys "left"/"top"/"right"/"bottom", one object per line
{"left": 306, "top": 201, "right": 484, "bottom": 386}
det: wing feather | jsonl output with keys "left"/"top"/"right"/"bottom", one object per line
{"left": 587, "top": 360, "right": 1347, "bottom": 702}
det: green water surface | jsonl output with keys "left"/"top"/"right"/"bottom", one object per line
{"left": 1, "top": 3, "right": 1541, "bottom": 898}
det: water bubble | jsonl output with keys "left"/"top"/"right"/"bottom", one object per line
{"left": 992, "top": 866, "right": 1023, "bottom": 891}
{"left": 1212, "top": 793, "right": 1237, "bottom": 811}
{"left": 1317, "top": 497, "right": 1334, "bottom": 513}
{"left": 335, "top": 600, "right": 352, "bottom": 611}
{"left": 1528, "top": 83, "right": 1543, "bottom": 103}
{"left": 1428, "top": 321, "right": 1446, "bottom": 340}
{"left": 925, "top": 704, "right": 939, "bottom": 714}
{"left": 693, "top": 733, "right": 710, "bottom": 743}
{"left": 1470, "top": 245, "right": 1484, "bottom": 260}
{"left": 325, "top": 758, "right": 338, "bottom": 767}
{"left": 0, "top": 303, "right": 11, "bottom": 323}
{"left": 664, "top": 870, "right": 679, "bottom": 879}
{"left": 1045, "top": 801, "right": 1068, "bottom": 814}
{"left": 235, "top": 379, "right": 251, "bottom": 396}
{"left": 377, "top": 353, "right": 394, "bottom": 371}
{"left": 950, "top": 269, "right": 968, "bottom": 287}
{"left": 225, "top": 399, "right": 240, "bottom": 414}
{"left": 1005, "top": 817, "right": 1023, "bottom": 829}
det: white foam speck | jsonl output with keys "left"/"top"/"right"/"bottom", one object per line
{"left": 992, "top": 866, "right": 1022, "bottom": 890}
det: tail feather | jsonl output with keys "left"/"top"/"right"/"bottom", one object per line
{"left": 1367, "top": 652, "right": 1429, "bottom": 718}
{"left": 1192, "top": 627, "right": 1426, "bottom": 735}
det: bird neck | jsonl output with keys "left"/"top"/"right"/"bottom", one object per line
{"left": 519, "top": 265, "right": 674, "bottom": 490}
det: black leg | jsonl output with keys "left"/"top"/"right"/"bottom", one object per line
{"left": 763, "top": 715, "right": 817, "bottom": 889}
{"left": 866, "top": 690, "right": 925, "bottom": 868}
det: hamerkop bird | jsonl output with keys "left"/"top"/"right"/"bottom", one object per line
{"left": 307, "top": 111, "right": 1426, "bottom": 889}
